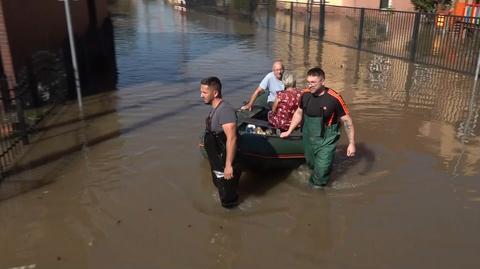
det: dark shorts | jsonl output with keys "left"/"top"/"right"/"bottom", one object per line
{"left": 267, "top": 101, "right": 274, "bottom": 109}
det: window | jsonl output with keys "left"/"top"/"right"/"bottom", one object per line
{"left": 380, "top": 0, "right": 390, "bottom": 9}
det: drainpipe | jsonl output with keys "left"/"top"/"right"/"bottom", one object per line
{"left": 60, "top": 0, "right": 84, "bottom": 118}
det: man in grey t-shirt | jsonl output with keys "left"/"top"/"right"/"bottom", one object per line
{"left": 200, "top": 76, "right": 240, "bottom": 208}
{"left": 208, "top": 101, "right": 237, "bottom": 134}
{"left": 241, "top": 60, "right": 285, "bottom": 111}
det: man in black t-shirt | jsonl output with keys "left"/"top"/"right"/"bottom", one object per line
{"left": 200, "top": 77, "right": 240, "bottom": 208}
{"left": 280, "top": 67, "right": 356, "bottom": 187}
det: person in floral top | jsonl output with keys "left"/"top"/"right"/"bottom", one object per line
{"left": 268, "top": 73, "right": 302, "bottom": 131}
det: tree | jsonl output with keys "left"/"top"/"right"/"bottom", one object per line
{"left": 410, "top": 0, "right": 452, "bottom": 13}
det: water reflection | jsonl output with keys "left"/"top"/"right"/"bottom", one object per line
{"left": 207, "top": 219, "right": 243, "bottom": 268}
{"left": 1, "top": 1, "right": 480, "bottom": 268}
{"left": 0, "top": 92, "right": 122, "bottom": 267}
{"left": 0, "top": 91, "right": 123, "bottom": 201}
{"left": 108, "top": 0, "right": 480, "bottom": 178}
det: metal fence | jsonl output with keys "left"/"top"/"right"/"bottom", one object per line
{"left": 0, "top": 50, "right": 68, "bottom": 180}
{"left": 0, "top": 77, "right": 28, "bottom": 179}
{"left": 267, "top": 1, "right": 480, "bottom": 74}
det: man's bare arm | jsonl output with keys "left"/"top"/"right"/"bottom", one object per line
{"left": 340, "top": 115, "right": 356, "bottom": 156}
{"left": 241, "top": 87, "right": 264, "bottom": 111}
{"left": 222, "top": 122, "right": 237, "bottom": 179}
{"left": 280, "top": 107, "right": 303, "bottom": 138}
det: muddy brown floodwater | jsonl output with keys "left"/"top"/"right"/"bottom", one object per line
{"left": 1, "top": 1, "right": 479, "bottom": 268}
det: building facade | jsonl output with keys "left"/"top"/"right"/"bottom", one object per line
{"left": 279, "top": 0, "right": 414, "bottom": 11}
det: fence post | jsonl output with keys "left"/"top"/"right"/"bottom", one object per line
{"left": 290, "top": 2, "right": 294, "bottom": 34}
{"left": 318, "top": 1, "right": 325, "bottom": 40}
{"left": 357, "top": 8, "right": 365, "bottom": 49}
{"left": 305, "top": 0, "right": 312, "bottom": 37}
{"left": 15, "top": 91, "right": 29, "bottom": 145}
{"left": 410, "top": 12, "right": 421, "bottom": 61}
{"left": 266, "top": 0, "right": 270, "bottom": 29}
{"left": 0, "top": 78, "right": 9, "bottom": 111}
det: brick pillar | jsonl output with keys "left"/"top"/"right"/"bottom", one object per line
{"left": 0, "top": 0, "right": 16, "bottom": 90}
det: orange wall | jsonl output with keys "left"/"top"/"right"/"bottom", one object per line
{"left": 326, "top": 0, "right": 414, "bottom": 11}
{"left": 0, "top": 0, "right": 109, "bottom": 74}
{"left": 391, "top": 0, "right": 414, "bottom": 11}
{"left": 327, "top": 0, "right": 379, "bottom": 9}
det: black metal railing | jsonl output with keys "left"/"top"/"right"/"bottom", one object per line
{"left": 263, "top": 1, "right": 480, "bottom": 74}
{"left": 0, "top": 77, "right": 29, "bottom": 179}
{"left": 0, "top": 50, "right": 68, "bottom": 180}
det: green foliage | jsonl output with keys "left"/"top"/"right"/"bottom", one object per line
{"left": 410, "top": 0, "right": 452, "bottom": 13}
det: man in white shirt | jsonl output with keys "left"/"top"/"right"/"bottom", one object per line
{"left": 241, "top": 60, "right": 285, "bottom": 110}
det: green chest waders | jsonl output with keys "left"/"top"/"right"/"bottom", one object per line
{"left": 302, "top": 114, "right": 340, "bottom": 186}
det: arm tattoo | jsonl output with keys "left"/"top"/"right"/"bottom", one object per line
{"left": 344, "top": 121, "right": 351, "bottom": 129}
{"left": 342, "top": 118, "right": 355, "bottom": 144}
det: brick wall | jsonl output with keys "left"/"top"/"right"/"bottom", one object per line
{"left": 0, "top": 1, "right": 15, "bottom": 87}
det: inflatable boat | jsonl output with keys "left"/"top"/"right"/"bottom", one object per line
{"left": 200, "top": 92, "right": 305, "bottom": 169}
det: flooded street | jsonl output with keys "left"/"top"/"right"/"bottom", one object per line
{"left": 1, "top": 1, "right": 480, "bottom": 268}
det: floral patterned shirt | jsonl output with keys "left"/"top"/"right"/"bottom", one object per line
{"left": 268, "top": 88, "right": 302, "bottom": 131}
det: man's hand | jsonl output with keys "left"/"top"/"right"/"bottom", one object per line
{"left": 280, "top": 108, "right": 302, "bottom": 139}
{"left": 242, "top": 87, "right": 263, "bottom": 111}
{"left": 224, "top": 164, "right": 234, "bottom": 180}
{"left": 280, "top": 131, "right": 291, "bottom": 138}
{"left": 346, "top": 143, "right": 356, "bottom": 157}
{"left": 240, "top": 103, "right": 252, "bottom": 111}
